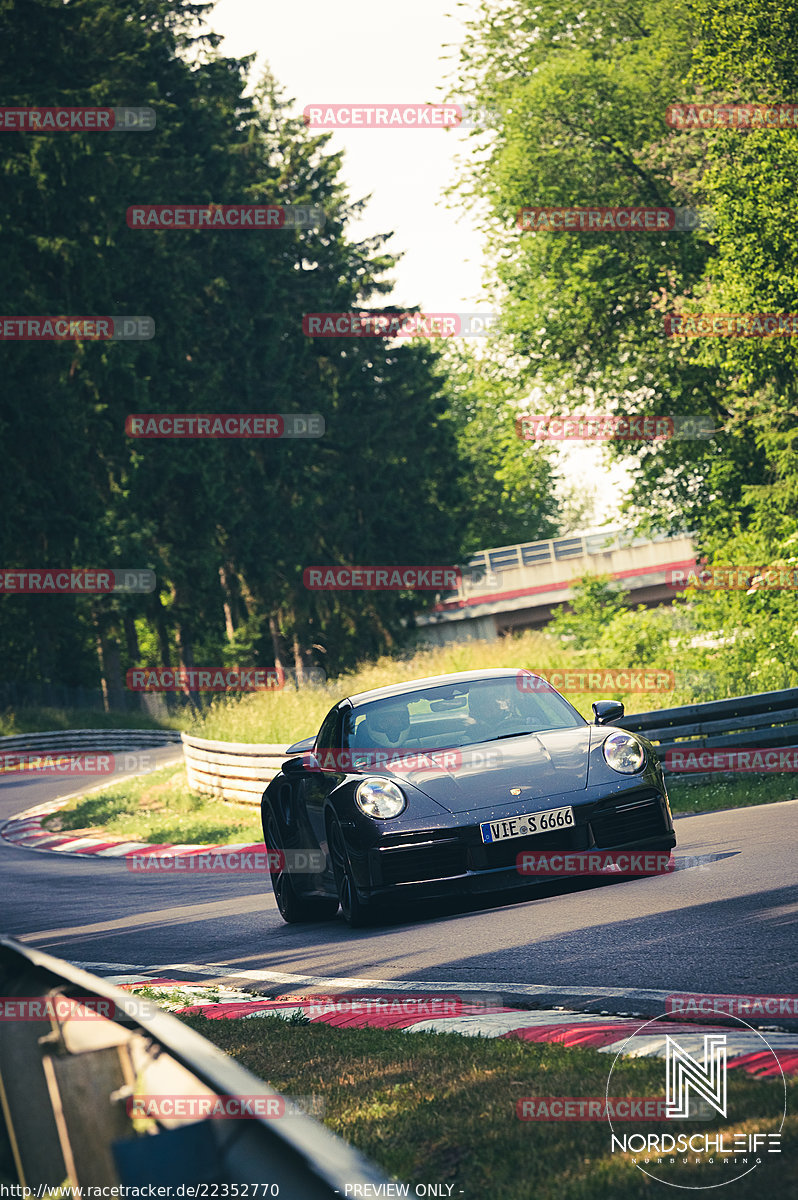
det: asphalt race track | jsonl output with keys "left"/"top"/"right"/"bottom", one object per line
{"left": 1, "top": 755, "right": 796, "bottom": 999}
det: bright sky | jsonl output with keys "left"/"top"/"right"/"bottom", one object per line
{"left": 208, "top": 0, "right": 632, "bottom": 521}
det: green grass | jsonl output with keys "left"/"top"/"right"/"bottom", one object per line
{"left": 668, "top": 773, "right": 798, "bottom": 813}
{"left": 40, "top": 763, "right": 263, "bottom": 844}
{"left": 176, "top": 1014, "right": 796, "bottom": 1199}
{"left": 186, "top": 631, "right": 708, "bottom": 744}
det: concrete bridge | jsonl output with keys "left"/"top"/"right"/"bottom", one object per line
{"left": 415, "top": 526, "right": 696, "bottom": 644}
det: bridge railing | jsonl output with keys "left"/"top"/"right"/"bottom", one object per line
{"left": 436, "top": 526, "right": 693, "bottom": 604}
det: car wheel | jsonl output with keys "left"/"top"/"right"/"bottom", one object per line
{"left": 264, "top": 811, "right": 338, "bottom": 924}
{"left": 328, "top": 817, "right": 371, "bottom": 928}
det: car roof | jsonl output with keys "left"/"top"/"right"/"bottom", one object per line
{"left": 345, "top": 667, "right": 534, "bottom": 707}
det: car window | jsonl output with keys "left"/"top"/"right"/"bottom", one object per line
{"left": 344, "top": 678, "right": 584, "bottom": 752}
{"left": 315, "top": 705, "right": 341, "bottom": 751}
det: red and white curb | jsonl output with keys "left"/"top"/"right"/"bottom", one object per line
{"left": 104, "top": 975, "right": 798, "bottom": 1080}
{"left": 0, "top": 793, "right": 262, "bottom": 860}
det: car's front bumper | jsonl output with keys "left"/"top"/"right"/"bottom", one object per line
{"left": 357, "top": 783, "right": 675, "bottom": 905}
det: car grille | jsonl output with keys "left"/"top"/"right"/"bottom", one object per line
{"left": 474, "top": 826, "right": 583, "bottom": 870}
{"left": 378, "top": 841, "right": 468, "bottom": 885}
{"left": 591, "top": 797, "right": 667, "bottom": 846}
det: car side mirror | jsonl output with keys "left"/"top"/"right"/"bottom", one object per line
{"left": 285, "top": 735, "right": 316, "bottom": 755}
{"left": 593, "top": 700, "right": 624, "bottom": 725}
{"left": 282, "top": 752, "right": 319, "bottom": 774}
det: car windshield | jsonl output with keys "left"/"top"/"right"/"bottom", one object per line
{"left": 342, "top": 676, "right": 584, "bottom": 753}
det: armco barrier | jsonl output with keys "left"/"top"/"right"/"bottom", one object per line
{"left": 0, "top": 728, "right": 180, "bottom": 754}
{"left": 0, "top": 935, "right": 389, "bottom": 1193}
{"left": 181, "top": 733, "right": 290, "bottom": 805}
{"left": 618, "top": 686, "right": 798, "bottom": 775}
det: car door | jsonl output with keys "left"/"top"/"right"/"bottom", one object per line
{"left": 305, "top": 703, "right": 347, "bottom": 883}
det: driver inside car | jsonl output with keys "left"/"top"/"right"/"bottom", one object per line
{"left": 359, "top": 701, "right": 412, "bottom": 749}
{"left": 463, "top": 688, "right": 518, "bottom": 742}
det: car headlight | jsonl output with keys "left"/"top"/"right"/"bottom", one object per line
{"left": 603, "top": 731, "right": 646, "bottom": 774}
{"left": 355, "top": 777, "right": 407, "bottom": 819}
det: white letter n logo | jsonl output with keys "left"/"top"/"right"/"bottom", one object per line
{"left": 666, "top": 1034, "right": 727, "bottom": 1118}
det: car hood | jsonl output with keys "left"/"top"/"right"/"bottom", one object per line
{"left": 378, "top": 727, "right": 594, "bottom": 816}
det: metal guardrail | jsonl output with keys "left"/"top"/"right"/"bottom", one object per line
{"left": 0, "top": 729, "right": 181, "bottom": 754}
{"left": 181, "top": 733, "right": 290, "bottom": 805}
{"left": 0, "top": 936, "right": 390, "bottom": 1193}
{"left": 619, "top": 686, "right": 798, "bottom": 774}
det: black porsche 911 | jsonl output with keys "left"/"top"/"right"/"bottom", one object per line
{"left": 261, "top": 668, "right": 676, "bottom": 926}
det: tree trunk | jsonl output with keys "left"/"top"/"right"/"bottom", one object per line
{"left": 123, "top": 612, "right": 140, "bottom": 661}
{"left": 93, "top": 606, "right": 126, "bottom": 712}
{"left": 269, "top": 612, "right": 289, "bottom": 679}
{"left": 153, "top": 592, "right": 171, "bottom": 666}
{"left": 175, "top": 619, "right": 199, "bottom": 711}
{"left": 219, "top": 563, "right": 236, "bottom": 643}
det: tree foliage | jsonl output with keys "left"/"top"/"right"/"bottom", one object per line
{"left": 1, "top": 0, "right": 560, "bottom": 700}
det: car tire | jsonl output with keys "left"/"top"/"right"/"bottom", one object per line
{"left": 264, "top": 810, "right": 338, "bottom": 924}
{"left": 328, "top": 816, "right": 371, "bottom": 928}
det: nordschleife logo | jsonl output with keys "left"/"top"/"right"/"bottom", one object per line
{"left": 605, "top": 1013, "right": 786, "bottom": 1189}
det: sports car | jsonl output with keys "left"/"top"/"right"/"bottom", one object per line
{"left": 260, "top": 668, "right": 676, "bottom": 926}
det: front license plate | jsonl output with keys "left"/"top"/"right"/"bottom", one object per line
{"left": 480, "top": 805, "right": 575, "bottom": 844}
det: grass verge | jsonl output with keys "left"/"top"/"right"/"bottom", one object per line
{"left": 668, "top": 773, "right": 798, "bottom": 813}
{"left": 40, "top": 763, "right": 263, "bottom": 844}
{"left": 177, "top": 1014, "right": 796, "bottom": 1199}
{"left": 185, "top": 632, "right": 706, "bottom": 743}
